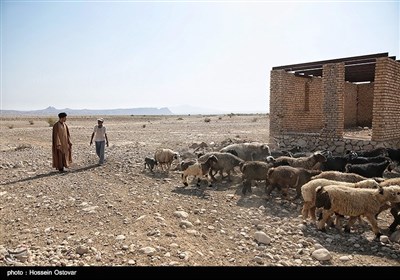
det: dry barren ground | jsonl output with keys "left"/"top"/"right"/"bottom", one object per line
{"left": 0, "top": 114, "right": 399, "bottom": 268}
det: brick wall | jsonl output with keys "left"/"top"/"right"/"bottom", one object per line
{"left": 269, "top": 57, "right": 400, "bottom": 148}
{"left": 372, "top": 58, "right": 400, "bottom": 141}
{"left": 357, "top": 82, "right": 374, "bottom": 127}
{"left": 344, "top": 82, "right": 357, "bottom": 127}
{"left": 321, "top": 63, "right": 345, "bottom": 138}
{"left": 269, "top": 70, "right": 323, "bottom": 143}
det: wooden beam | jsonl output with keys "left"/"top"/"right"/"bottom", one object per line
{"left": 272, "top": 52, "right": 388, "bottom": 71}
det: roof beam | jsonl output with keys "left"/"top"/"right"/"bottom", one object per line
{"left": 272, "top": 52, "right": 388, "bottom": 71}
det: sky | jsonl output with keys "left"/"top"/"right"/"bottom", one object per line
{"left": 1, "top": 0, "right": 399, "bottom": 113}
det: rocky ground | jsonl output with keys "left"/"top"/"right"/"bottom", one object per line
{"left": 0, "top": 114, "right": 399, "bottom": 268}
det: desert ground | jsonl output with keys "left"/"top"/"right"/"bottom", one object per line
{"left": 0, "top": 114, "right": 399, "bottom": 267}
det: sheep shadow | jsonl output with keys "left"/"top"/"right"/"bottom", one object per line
{"left": 236, "top": 186, "right": 304, "bottom": 219}
{"left": 141, "top": 169, "right": 176, "bottom": 179}
{"left": 171, "top": 184, "right": 212, "bottom": 199}
{"left": 300, "top": 221, "right": 400, "bottom": 259}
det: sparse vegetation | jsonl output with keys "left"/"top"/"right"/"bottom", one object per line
{"left": 177, "top": 117, "right": 183, "bottom": 121}
{"left": 7, "top": 124, "right": 14, "bottom": 129}
{"left": 46, "top": 117, "right": 57, "bottom": 127}
{"left": 252, "top": 117, "right": 258, "bottom": 122}
{"left": 29, "top": 120, "right": 34, "bottom": 125}
{"left": 204, "top": 117, "right": 211, "bottom": 123}
{"left": 218, "top": 116, "right": 222, "bottom": 120}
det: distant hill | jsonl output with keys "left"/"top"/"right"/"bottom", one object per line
{"left": 168, "top": 105, "right": 227, "bottom": 115}
{"left": 0, "top": 106, "right": 173, "bottom": 116}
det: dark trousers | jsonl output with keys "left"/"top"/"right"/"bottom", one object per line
{"left": 95, "top": 141, "right": 105, "bottom": 164}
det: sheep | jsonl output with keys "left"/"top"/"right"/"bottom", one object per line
{"left": 348, "top": 155, "right": 389, "bottom": 165}
{"left": 219, "top": 142, "right": 271, "bottom": 161}
{"left": 270, "top": 146, "right": 302, "bottom": 157}
{"left": 311, "top": 171, "right": 369, "bottom": 183}
{"left": 144, "top": 157, "right": 158, "bottom": 172}
{"left": 301, "top": 178, "right": 379, "bottom": 222}
{"left": 345, "top": 160, "right": 392, "bottom": 178}
{"left": 179, "top": 159, "right": 197, "bottom": 171}
{"left": 154, "top": 148, "right": 180, "bottom": 172}
{"left": 379, "top": 178, "right": 400, "bottom": 232}
{"left": 274, "top": 152, "right": 327, "bottom": 170}
{"left": 198, "top": 152, "right": 244, "bottom": 181}
{"left": 346, "top": 147, "right": 388, "bottom": 158}
{"left": 240, "top": 161, "right": 274, "bottom": 195}
{"left": 387, "top": 148, "right": 400, "bottom": 163}
{"left": 315, "top": 184, "right": 400, "bottom": 239}
{"left": 181, "top": 155, "right": 218, "bottom": 187}
{"left": 266, "top": 166, "right": 321, "bottom": 200}
{"left": 319, "top": 155, "right": 352, "bottom": 172}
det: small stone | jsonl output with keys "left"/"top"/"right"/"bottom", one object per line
{"left": 311, "top": 248, "right": 332, "bottom": 261}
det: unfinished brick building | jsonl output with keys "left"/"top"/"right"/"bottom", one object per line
{"left": 269, "top": 52, "right": 400, "bottom": 153}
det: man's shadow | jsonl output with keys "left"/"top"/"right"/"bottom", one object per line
{"left": 1, "top": 164, "right": 100, "bottom": 186}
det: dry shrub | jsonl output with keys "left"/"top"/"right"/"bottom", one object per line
{"left": 29, "top": 120, "right": 34, "bottom": 125}
{"left": 46, "top": 118, "right": 57, "bottom": 127}
{"left": 7, "top": 124, "right": 14, "bottom": 129}
{"left": 204, "top": 118, "right": 211, "bottom": 123}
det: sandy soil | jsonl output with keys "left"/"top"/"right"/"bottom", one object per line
{"left": 0, "top": 114, "right": 399, "bottom": 268}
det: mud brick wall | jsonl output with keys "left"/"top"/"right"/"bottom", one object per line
{"left": 357, "top": 83, "right": 374, "bottom": 127}
{"left": 372, "top": 57, "right": 400, "bottom": 141}
{"left": 269, "top": 70, "right": 323, "bottom": 142}
{"left": 321, "top": 63, "right": 345, "bottom": 138}
{"left": 269, "top": 57, "right": 400, "bottom": 149}
{"left": 344, "top": 82, "right": 357, "bottom": 127}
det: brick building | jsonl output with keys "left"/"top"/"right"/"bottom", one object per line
{"left": 269, "top": 53, "right": 400, "bottom": 153}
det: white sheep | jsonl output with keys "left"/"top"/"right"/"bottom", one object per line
{"left": 315, "top": 184, "right": 400, "bottom": 239}
{"left": 154, "top": 148, "right": 180, "bottom": 172}
{"left": 301, "top": 178, "right": 379, "bottom": 222}
{"left": 181, "top": 155, "right": 218, "bottom": 187}
{"left": 311, "top": 171, "right": 369, "bottom": 183}
{"left": 274, "top": 152, "right": 326, "bottom": 170}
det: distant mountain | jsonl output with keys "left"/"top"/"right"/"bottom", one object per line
{"left": 168, "top": 105, "right": 227, "bottom": 115}
{"left": 0, "top": 106, "right": 173, "bottom": 116}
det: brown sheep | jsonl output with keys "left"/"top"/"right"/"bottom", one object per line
{"left": 266, "top": 166, "right": 321, "bottom": 200}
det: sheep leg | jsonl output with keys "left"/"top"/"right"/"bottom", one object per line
{"left": 301, "top": 203, "right": 310, "bottom": 221}
{"left": 265, "top": 184, "right": 274, "bottom": 196}
{"left": 363, "top": 213, "right": 381, "bottom": 240}
{"left": 207, "top": 175, "right": 213, "bottom": 188}
{"left": 242, "top": 180, "right": 251, "bottom": 195}
{"left": 208, "top": 169, "right": 217, "bottom": 182}
{"left": 317, "top": 210, "right": 334, "bottom": 232}
{"left": 344, "top": 216, "right": 358, "bottom": 233}
{"left": 334, "top": 214, "right": 344, "bottom": 232}
{"left": 182, "top": 174, "right": 188, "bottom": 187}
{"left": 389, "top": 208, "right": 400, "bottom": 232}
{"left": 388, "top": 207, "right": 400, "bottom": 232}
{"left": 310, "top": 206, "right": 317, "bottom": 222}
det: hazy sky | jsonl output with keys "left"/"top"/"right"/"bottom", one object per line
{"left": 1, "top": 0, "right": 399, "bottom": 113}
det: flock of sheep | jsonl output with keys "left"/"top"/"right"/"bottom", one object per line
{"left": 144, "top": 143, "right": 400, "bottom": 241}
